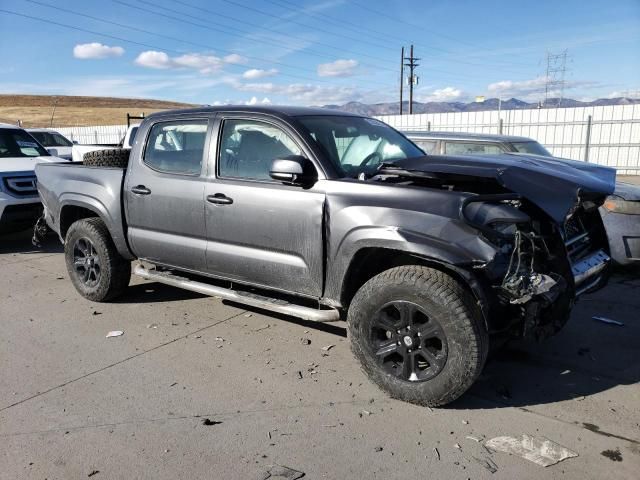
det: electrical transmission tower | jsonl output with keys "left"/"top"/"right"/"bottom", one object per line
{"left": 403, "top": 45, "right": 420, "bottom": 114}
{"left": 543, "top": 50, "right": 569, "bottom": 107}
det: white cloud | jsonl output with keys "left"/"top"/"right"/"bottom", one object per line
{"left": 73, "top": 43, "right": 124, "bottom": 59}
{"left": 233, "top": 81, "right": 362, "bottom": 105}
{"left": 242, "top": 68, "right": 278, "bottom": 80}
{"left": 224, "top": 54, "right": 248, "bottom": 65}
{"left": 317, "top": 59, "right": 359, "bottom": 77}
{"left": 488, "top": 76, "right": 549, "bottom": 97}
{"left": 134, "top": 51, "right": 173, "bottom": 69}
{"left": 420, "top": 86, "right": 464, "bottom": 102}
{"left": 134, "top": 51, "right": 246, "bottom": 74}
{"left": 245, "top": 96, "right": 272, "bottom": 105}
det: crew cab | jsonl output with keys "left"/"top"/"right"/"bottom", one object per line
{"left": 0, "top": 124, "right": 59, "bottom": 233}
{"left": 36, "top": 107, "right": 615, "bottom": 406}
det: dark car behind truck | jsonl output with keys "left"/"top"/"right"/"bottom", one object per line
{"left": 36, "top": 106, "right": 615, "bottom": 406}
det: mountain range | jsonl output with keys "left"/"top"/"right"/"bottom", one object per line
{"left": 322, "top": 97, "right": 640, "bottom": 116}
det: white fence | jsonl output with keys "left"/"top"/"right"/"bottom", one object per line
{"left": 55, "top": 124, "right": 130, "bottom": 145}
{"left": 54, "top": 104, "right": 640, "bottom": 174}
{"left": 377, "top": 104, "right": 640, "bottom": 175}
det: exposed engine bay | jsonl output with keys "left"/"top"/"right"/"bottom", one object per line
{"left": 370, "top": 164, "right": 612, "bottom": 340}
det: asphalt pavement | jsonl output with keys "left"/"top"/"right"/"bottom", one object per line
{"left": 1, "top": 229, "right": 638, "bottom": 479}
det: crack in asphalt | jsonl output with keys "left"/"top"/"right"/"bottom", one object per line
{"left": 0, "top": 398, "right": 388, "bottom": 438}
{"left": 0, "top": 310, "right": 247, "bottom": 413}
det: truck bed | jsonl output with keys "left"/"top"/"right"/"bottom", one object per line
{"left": 35, "top": 162, "right": 132, "bottom": 259}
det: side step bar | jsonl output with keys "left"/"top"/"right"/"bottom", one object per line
{"left": 133, "top": 265, "right": 341, "bottom": 323}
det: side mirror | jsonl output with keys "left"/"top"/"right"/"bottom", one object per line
{"left": 47, "top": 147, "right": 58, "bottom": 156}
{"left": 270, "top": 155, "right": 315, "bottom": 184}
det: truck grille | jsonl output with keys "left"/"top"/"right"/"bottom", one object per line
{"left": 2, "top": 175, "right": 38, "bottom": 197}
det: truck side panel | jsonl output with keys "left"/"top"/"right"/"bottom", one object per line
{"left": 35, "top": 162, "right": 133, "bottom": 260}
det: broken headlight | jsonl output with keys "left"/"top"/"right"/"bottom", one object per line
{"left": 603, "top": 196, "right": 640, "bottom": 215}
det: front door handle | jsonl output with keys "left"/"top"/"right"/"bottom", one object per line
{"left": 207, "top": 193, "right": 233, "bottom": 205}
{"left": 131, "top": 185, "right": 151, "bottom": 195}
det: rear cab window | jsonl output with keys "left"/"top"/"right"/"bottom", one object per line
{"left": 444, "top": 141, "right": 505, "bottom": 155}
{"left": 143, "top": 120, "right": 208, "bottom": 175}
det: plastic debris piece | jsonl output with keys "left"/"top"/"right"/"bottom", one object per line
{"left": 454, "top": 443, "right": 461, "bottom": 449}
{"left": 87, "top": 471, "right": 100, "bottom": 477}
{"left": 592, "top": 316, "right": 624, "bottom": 326}
{"left": 485, "top": 434, "right": 578, "bottom": 467}
{"left": 258, "top": 465, "right": 304, "bottom": 480}
{"left": 244, "top": 313, "right": 253, "bottom": 317}
{"left": 374, "top": 446, "right": 383, "bottom": 452}
{"left": 462, "top": 420, "right": 469, "bottom": 424}
{"left": 106, "top": 330, "right": 124, "bottom": 338}
{"left": 215, "top": 336, "right": 225, "bottom": 341}
{"left": 433, "top": 447, "right": 440, "bottom": 460}
{"left": 147, "top": 323, "right": 158, "bottom": 329}
{"left": 321, "top": 344, "right": 335, "bottom": 351}
{"left": 466, "top": 435, "right": 482, "bottom": 443}
{"left": 300, "top": 337, "right": 311, "bottom": 345}
{"left": 473, "top": 456, "right": 498, "bottom": 474}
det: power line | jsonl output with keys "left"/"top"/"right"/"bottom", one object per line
{"left": 0, "top": 7, "right": 385, "bottom": 88}
{"left": 165, "top": 0, "right": 398, "bottom": 70}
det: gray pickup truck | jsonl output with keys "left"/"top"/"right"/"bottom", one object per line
{"left": 36, "top": 106, "right": 615, "bottom": 406}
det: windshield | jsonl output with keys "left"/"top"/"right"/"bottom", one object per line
{"left": 0, "top": 129, "right": 50, "bottom": 158}
{"left": 30, "top": 131, "right": 73, "bottom": 147}
{"left": 297, "top": 116, "right": 423, "bottom": 177}
{"left": 510, "top": 141, "right": 551, "bottom": 156}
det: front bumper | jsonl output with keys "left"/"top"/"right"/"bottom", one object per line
{"left": 0, "top": 192, "right": 42, "bottom": 233}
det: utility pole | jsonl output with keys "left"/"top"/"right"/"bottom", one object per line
{"left": 404, "top": 45, "right": 420, "bottom": 114}
{"left": 543, "top": 50, "right": 568, "bottom": 107}
{"left": 399, "top": 46, "right": 404, "bottom": 115}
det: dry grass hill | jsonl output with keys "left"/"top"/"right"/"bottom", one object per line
{"left": 0, "top": 94, "right": 196, "bottom": 127}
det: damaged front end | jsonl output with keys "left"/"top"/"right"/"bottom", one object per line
{"left": 462, "top": 193, "right": 610, "bottom": 340}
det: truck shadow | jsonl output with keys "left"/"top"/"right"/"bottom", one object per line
{"left": 0, "top": 229, "right": 63, "bottom": 254}
{"left": 453, "top": 272, "right": 640, "bottom": 409}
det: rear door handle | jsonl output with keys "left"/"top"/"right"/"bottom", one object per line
{"left": 207, "top": 193, "right": 233, "bottom": 205}
{"left": 131, "top": 185, "right": 151, "bottom": 195}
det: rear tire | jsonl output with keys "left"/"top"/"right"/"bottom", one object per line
{"left": 64, "top": 218, "right": 130, "bottom": 302}
{"left": 83, "top": 148, "right": 129, "bottom": 168}
{"left": 348, "top": 265, "right": 488, "bottom": 407}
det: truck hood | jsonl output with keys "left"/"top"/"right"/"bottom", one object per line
{"left": 382, "top": 153, "right": 617, "bottom": 223}
{"left": 1, "top": 155, "right": 60, "bottom": 173}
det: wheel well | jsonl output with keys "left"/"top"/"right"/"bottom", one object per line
{"left": 340, "top": 247, "right": 478, "bottom": 309}
{"left": 60, "top": 205, "right": 99, "bottom": 239}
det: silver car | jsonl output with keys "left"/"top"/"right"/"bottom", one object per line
{"left": 404, "top": 131, "right": 640, "bottom": 267}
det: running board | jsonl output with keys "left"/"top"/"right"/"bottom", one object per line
{"left": 133, "top": 265, "right": 341, "bottom": 323}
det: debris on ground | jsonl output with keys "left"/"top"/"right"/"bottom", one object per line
{"left": 147, "top": 323, "right": 158, "bottom": 329}
{"left": 297, "top": 371, "right": 303, "bottom": 379}
{"left": 244, "top": 313, "right": 253, "bottom": 317}
{"left": 202, "top": 418, "right": 222, "bottom": 426}
{"left": 433, "top": 447, "right": 440, "bottom": 460}
{"left": 300, "top": 337, "right": 311, "bottom": 345}
{"left": 485, "top": 434, "right": 578, "bottom": 467}
{"left": 462, "top": 420, "right": 469, "bottom": 425}
{"left": 374, "top": 446, "right": 383, "bottom": 452}
{"left": 359, "top": 410, "right": 372, "bottom": 417}
{"left": 454, "top": 443, "right": 461, "bottom": 449}
{"left": 466, "top": 435, "right": 482, "bottom": 443}
{"left": 601, "top": 449, "right": 623, "bottom": 462}
{"left": 253, "top": 325, "right": 271, "bottom": 332}
{"left": 258, "top": 464, "right": 305, "bottom": 480}
{"left": 321, "top": 344, "right": 335, "bottom": 351}
{"left": 105, "top": 330, "right": 124, "bottom": 338}
{"left": 215, "top": 336, "right": 225, "bottom": 342}
{"left": 473, "top": 456, "right": 498, "bottom": 474}
{"left": 592, "top": 316, "right": 624, "bottom": 326}
{"left": 92, "top": 311, "right": 102, "bottom": 316}
{"left": 87, "top": 471, "right": 100, "bottom": 477}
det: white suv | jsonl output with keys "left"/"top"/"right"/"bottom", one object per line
{"left": 0, "top": 124, "right": 60, "bottom": 233}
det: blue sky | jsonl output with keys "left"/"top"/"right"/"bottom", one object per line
{"left": 1, "top": 0, "right": 639, "bottom": 105}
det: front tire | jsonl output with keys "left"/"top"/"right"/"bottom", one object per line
{"left": 348, "top": 265, "right": 488, "bottom": 407}
{"left": 64, "top": 218, "right": 131, "bottom": 302}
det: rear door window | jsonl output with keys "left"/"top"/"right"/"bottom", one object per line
{"left": 143, "top": 120, "right": 208, "bottom": 175}
{"left": 413, "top": 139, "right": 438, "bottom": 154}
{"left": 444, "top": 141, "right": 505, "bottom": 155}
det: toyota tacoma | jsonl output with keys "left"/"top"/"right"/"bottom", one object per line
{"left": 35, "top": 106, "right": 615, "bottom": 406}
